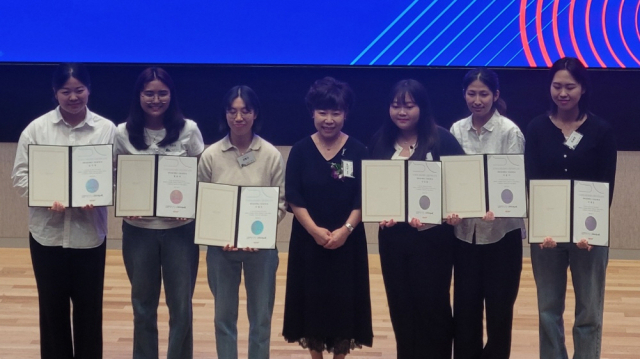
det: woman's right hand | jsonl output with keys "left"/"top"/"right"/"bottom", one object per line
{"left": 379, "top": 219, "right": 397, "bottom": 229}
{"left": 539, "top": 236, "right": 557, "bottom": 249}
{"left": 49, "top": 201, "right": 65, "bottom": 212}
{"left": 223, "top": 244, "right": 239, "bottom": 252}
{"left": 445, "top": 213, "right": 461, "bottom": 226}
{"left": 310, "top": 226, "right": 332, "bottom": 246}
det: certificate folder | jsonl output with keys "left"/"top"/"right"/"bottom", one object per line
{"left": 361, "top": 160, "right": 442, "bottom": 225}
{"left": 28, "top": 144, "right": 113, "bottom": 208}
{"left": 441, "top": 154, "right": 527, "bottom": 219}
{"left": 115, "top": 154, "right": 198, "bottom": 218}
{"left": 194, "top": 183, "right": 280, "bottom": 249}
{"left": 528, "top": 180, "right": 610, "bottom": 247}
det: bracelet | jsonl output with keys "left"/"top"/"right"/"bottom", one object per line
{"left": 345, "top": 222, "right": 354, "bottom": 232}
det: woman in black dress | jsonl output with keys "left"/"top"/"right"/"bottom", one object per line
{"left": 283, "top": 77, "right": 373, "bottom": 359}
{"left": 369, "top": 79, "right": 464, "bottom": 359}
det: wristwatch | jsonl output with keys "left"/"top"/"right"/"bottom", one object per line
{"left": 345, "top": 222, "right": 354, "bottom": 232}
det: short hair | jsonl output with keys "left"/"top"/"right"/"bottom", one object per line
{"left": 305, "top": 77, "right": 354, "bottom": 115}
{"left": 549, "top": 57, "right": 591, "bottom": 121}
{"left": 125, "top": 67, "right": 185, "bottom": 150}
{"left": 220, "top": 85, "right": 262, "bottom": 133}
{"left": 52, "top": 63, "right": 91, "bottom": 92}
{"left": 462, "top": 67, "right": 506, "bottom": 114}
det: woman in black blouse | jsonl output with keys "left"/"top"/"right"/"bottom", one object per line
{"left": 369, "top": 79, "right": 464, "bottom": 359}
{"left": 524, "top": 57, "right": 616, "bottom": 359}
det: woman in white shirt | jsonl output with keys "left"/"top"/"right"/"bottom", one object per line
{"left": 448, "top": 68, "right": 525, "bottom": 359}
{"left": 11, "top": 63, "right": 116, "bottom": 359}
{"left": 114, "top": 67, "right": 204, "bottom": 359}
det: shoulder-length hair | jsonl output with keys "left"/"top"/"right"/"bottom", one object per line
{"left": 220, "top": 85, "right": 262, "bottom": 133}
{"left": 125, "top": 67, "right": 186, "bottom": 150}
{"left": 371, "top": 79, "right": 439, "bottom": 160}
{"left": 462, "top": 67, "right": 507, "bottom": 115}
{"left": 549, "top": 57, "right": 591, "bottom": 121}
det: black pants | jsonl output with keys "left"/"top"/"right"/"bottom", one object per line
{"left": 29, "top": 234, "right": 106, "bottom": 359}
{"left": 379, "top": 224, "right": 455, "bottom": 359}
{"left": 453, "top": 229, "right": 523, "bottom": 359}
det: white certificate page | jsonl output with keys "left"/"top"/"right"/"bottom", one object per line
{"left": 486, "top": 154, "right": 527, "bottom": 218}
{"left": 361, "top": 160, "right": 406, "bottom": 222}
{"left": 155, "top": 156, "right": 198, "bottom": 218}
{"left": 407, "top": 161, "right": 442, "bottom": 224}
{"left": 528, "top": 180, "right": 571, "bottom": 244}
{"left": 116, "top": 155, "right": 156, "bottom": 217}
{"left": 236, "top": 187, "right": 280, "bottom": 249}
{"left": 573, "top": 181, "right": 609, "bottom": 246}
{"left": 194, "top": 182, "right": 238, "bottom": 247}
{"left": 441, "top": 155, "right": 486, "bottom": 218}
{"left": 28, "top": 145, "right": 70, "bottom": 207}
{"left": 71, "top": 145, "right": 113, "bottom": 207}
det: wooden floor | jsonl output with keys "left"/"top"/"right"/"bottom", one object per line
{"left": 1, "top": 248, "right": 639, "bottom": 359}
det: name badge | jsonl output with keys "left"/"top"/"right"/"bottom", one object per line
{"left": 564, "top": 131, "right": 583, "bottom": 150}
{"left": 342, "top": 159, "right": 354, "bottom": 178}
{"left": 237, "top": 152, "right": 256, "bottom": 167}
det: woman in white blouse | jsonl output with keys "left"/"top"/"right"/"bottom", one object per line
{"left": 448, "top": 68, "right": 525, "bottom": 359}
{"left": 11, "top": 63, "right": 116, "bottom": 359}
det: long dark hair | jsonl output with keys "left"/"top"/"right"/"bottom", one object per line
{"left": 462, "top": 67, "right": 507, "bottom": 115}
{"left": 125, "top": 67, "right": 186, "bottom": 150}
{"left": 371, "top": 79, "right": 439, "bottom": 160}
{"left": 220, "top": 85, "right": 262, "bottom": 133}
{"left": 549, "top": 57, "right": 591, "bottom": 121}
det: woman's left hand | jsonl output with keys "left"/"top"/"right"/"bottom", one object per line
{"left": 324, "top": 227, "right": 349, "bottom": 250}
{"left": 482, "top": 211, "right": 495, "bottom": 221}
{"left": 241, "top": 247, "right": 260, "bottom": 252}
{"left": 81, "top": 204, "right": 95, "bottom": 211}
{"left": 576, "top": 238, "right": 593, "bottom": 251}
{"left": 408, "top": 217, "right": 423, "bottom": 228}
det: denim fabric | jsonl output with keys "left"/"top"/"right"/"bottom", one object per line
{"left": 206, "top": 246, "right": 279, "bottom": 359}
{"left": 531, "top": 243, "right": 608, "bottom": 359}
{"left": 122, "top": 221, "right": 199, "bottom": 359}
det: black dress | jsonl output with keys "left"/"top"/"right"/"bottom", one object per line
{"left": 282, "top": 136, "right": 373, "bottom": 353}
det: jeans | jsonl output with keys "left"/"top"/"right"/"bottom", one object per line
{"left": 122, "top": 221, "right": 199, "bottom": 359}
{"left": 531, "top": 243, "right": 608, "bottom": 359}
{"left": 206, "top": 246, "right": 279, "bottom": 359}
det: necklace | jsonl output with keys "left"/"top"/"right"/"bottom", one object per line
{"left": 316, "top": 133, "right": 342, "bottom": 151}
{"left": 145, "top": 128, "right": 162, "bottom": 145}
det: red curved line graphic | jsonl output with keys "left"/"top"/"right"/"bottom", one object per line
{"left": 569, "top": 0, "right": 587, "bottom": 65}
{"left": 603, "top": 0, "right": 625, "bottom": 67}
{"left": 552, "top": 0, "right": 565, "bottom": 58}
{"left": 620, "top": 0, "right": 640, "bottom": 65}
{"left": 536, "top": 0, "right": 552, "bottom": 66}
{"left": 586, "top": 0, "right": 607, "bottom": 67}
{"left": 636, "top": 0, "right": 640, "bottom": 43}
{"left": 520, "top": 0, "right": 536, "bottom": 66}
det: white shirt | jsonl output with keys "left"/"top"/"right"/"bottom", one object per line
{"left": 11, "top": 107, "right": 116, "bottom": 248}
{"left": 113, "top": 119, "right": 205, "bottom": 230}
{"left": 449, "top": 111, "right": 526, "bottom": 244}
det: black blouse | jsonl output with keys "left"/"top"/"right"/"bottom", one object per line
{"left": 524, "top": 113, "right": 617, "bottom": 201}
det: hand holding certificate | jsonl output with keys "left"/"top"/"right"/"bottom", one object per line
{"left": 194, "top": 183, "right": 280, "bottom": 249}
{"left": 28, "top": 144, "right": 113, "bottom": 208}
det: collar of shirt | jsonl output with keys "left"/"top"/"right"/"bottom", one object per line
{"left": 464, "top": 110, "right": 501, "bottom": 134}
{"left": 221, "top": 134, "right": 262, "bottom": 153}
{"left": 52, "top": 106, "right": 96, "bottom": 129}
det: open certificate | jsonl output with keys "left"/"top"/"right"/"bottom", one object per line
{"left": 361, "top": 160, "right": 405, "bottom": 222}
{"left": 194, "top": 183, "right": 279, "bottom": 249}
{"left": 486, "top": 154, "right": 527, "bottom": 218}
{"left": 28, "top": 144, "right": 113, "bottom": 208}
{"left": 573, "top": 181, "right": 610, "bottom": 246}
{"left": 115, "top": 154, "right": 198, "bottom": 218}
{"left": 441, "top": 155, "right": 486, "bottom": 218}
{"left": 407, "top": 161, "right": 442, "bottom": 225}
{"left": 528, "top": 180, "right": 572, "bottom": 244}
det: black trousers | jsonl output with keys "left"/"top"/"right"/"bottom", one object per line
{"left": 379, "top": 224, "right": 455, "bottom": 359}
{"left": 453, "top": 229, "right": 523, "bottom": 359}
{"left": 29, "top": 234, "right": 106, "bottom": 359}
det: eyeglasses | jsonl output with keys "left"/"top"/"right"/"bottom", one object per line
{"left": 226, "top": 109, "right": 254, "bottom": 119}
{"left": 141, "top": 91, "right": 170, "bottom": 103}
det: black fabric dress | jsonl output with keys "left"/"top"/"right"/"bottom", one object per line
{"left": 282, "top": 136, "right": 373, "bottom": 353}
